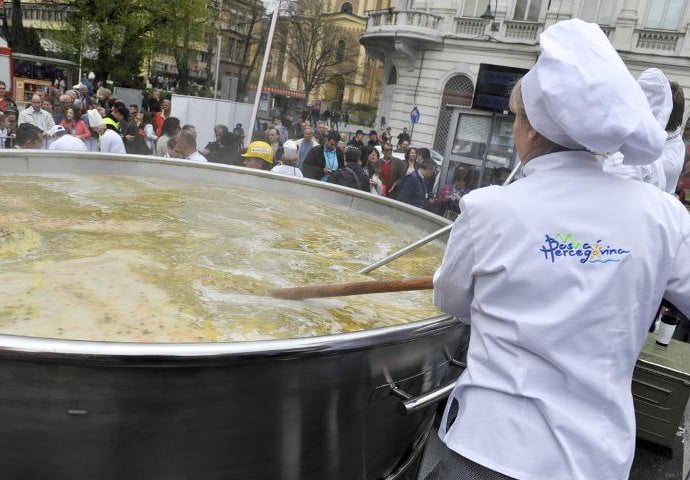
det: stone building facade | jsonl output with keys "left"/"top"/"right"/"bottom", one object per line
{"left": 361, "top": 0, "right": 690, "bottom": 185}
{"left": 266, "top": 0, "right": 392, "bottom": 112}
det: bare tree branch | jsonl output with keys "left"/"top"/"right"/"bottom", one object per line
{"left": 282, "top": 0, "right": 360, "bottom": 104}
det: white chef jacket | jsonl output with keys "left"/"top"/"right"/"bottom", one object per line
{"left": 434, "top": 150, "right": 690, "bottom": 480}
{"left": 186, "top": 150, "right": 207, "bottom": 162}
{"left": 99, "top": 129, "right": 126, "bottom": 154}
{"left": 660, "top": 130, "right": 686, "bottom": 194}
{"left": 602, "top": 151, "right": 666, "bottom": 190}
{"left": 271, "top": 164, "right": 304, "bottom": 177}
{"left": 48, "top": 134, "right": 88, "bottom": 152}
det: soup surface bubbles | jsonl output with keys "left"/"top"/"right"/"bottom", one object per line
{"left": 0, "top": 175, "right": 443, "bottom": 342}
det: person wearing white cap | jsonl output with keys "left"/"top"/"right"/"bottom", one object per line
{"left": 270, "top": 139, "right": 303, "bottom": 177}
{"left": 47, "top": 125, "right": 87, "bottom": 152}
{"left": 432, "top": 19, "right": 690, "bottom": 480}
{"left": 87, "top": 109, "right": 125, "bottom": 154}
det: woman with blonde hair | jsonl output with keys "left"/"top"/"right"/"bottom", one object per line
{"left": 431, "top": 19, "right": 690, "bottom": 480}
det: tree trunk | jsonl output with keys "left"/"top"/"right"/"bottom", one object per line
{"left": 176, "top": 2, "right": 193, "bottom": 94}
{"left": 8, "top": 0, "right": 44, "bottom": 55}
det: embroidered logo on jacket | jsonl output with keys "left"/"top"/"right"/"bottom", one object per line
{"left": 539, "top": 233, "right": 631, "bottom": 264}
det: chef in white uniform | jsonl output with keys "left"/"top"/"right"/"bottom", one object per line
{"left": 602, "top": 68, "right": 671, "bottom": 190}
{"left": 660, "top": 81, "right": 686, "bottom": 194}
{"left": 432, "top": 19, "right": 690, "bottom": 480}
{"left": 87, "top": 109, "right": 126, "bottom": 154}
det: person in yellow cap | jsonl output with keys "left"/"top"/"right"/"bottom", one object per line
{"left": 241, "top": 141, "right": 273, "bottom": 170}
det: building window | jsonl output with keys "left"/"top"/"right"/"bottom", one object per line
{"left": 336, "top": 40, "right": 346, "bottom": 62}
{"left": 461, "top": 0, "right": 485, "bottom": 18}
{"left": 433, "top": 74, "right": 473, "bottom": 153}
{"left": 341, "top": 2, "right": 353, "bottom": 14}
{"left": 579, "top": 0, "right": 618, "bottom": 25}
{"left": 513, "top": 0, "right": 542, "bottom": 22}
{"left": 451, "top": 114, "right": 514, "bottom": 167}
{"left": 645, "top": 0, "right": 684, "bottom": 30}
{"left": 386, "top": 66, "right": 397, "bottom": 85}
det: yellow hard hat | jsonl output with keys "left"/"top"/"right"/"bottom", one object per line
{"left": 241, "top": 141, "right": 273, "bottom": 164}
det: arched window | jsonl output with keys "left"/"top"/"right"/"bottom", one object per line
{"left": 387, "top": 66, "right": 397, "bottom": 85}
{"left": 433, "top": 74, "right": 474, "bottom": 153}
{"left": 341, "top": 2, "right": 353, "bottom": 14}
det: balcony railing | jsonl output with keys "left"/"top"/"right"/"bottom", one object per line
{"left": 368, "top": 9, "right": 443, "bottom": 31}
{"left": 636, "top": 29, "right": 684, "bottom": 52}
{"left": 599, "top": 25, "right": 615, "bottom": 40}
{"left": 455, "top": 17, "right": 485, "bottom": 37}
{"left": 5, "top": 4, "right": 74, "bottom": 23}
{"left": 504, "top": 20, "right": 542, "bottom": 41}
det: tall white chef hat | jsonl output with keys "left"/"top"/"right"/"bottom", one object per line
{"left": 521, "top": 19, "right": 666, "bottom": 165}
{"left": 282, "top": 139, "right": 299, "bottom": 161}
{"left": 87, "top": 109, "right": 105, "bottom": 129}
{"left": 637, "top": 68, "right": 672, "bottom": 129}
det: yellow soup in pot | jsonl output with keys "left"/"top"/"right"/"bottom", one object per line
{"left": 0, "top": 175, "right": 443, "bottom": 342}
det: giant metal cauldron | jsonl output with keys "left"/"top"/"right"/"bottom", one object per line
{"left": 0, "top": 151, "right": 468, "bottom": 480}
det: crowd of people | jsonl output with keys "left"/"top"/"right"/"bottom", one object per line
{"left": 0, "top": 75, "right": 473, "bottom": 218}
{"left": 246, "top": 119, "right": 474, "bottom": 217}
{"left": 0, "top": 79, "right": 250, "bottom": 168}
{"left": 2, "top": 68, "right": 689, "bottom": 225}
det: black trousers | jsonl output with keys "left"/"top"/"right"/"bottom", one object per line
{"left": 424, "top": 444, "right": 516, "bottom": 480}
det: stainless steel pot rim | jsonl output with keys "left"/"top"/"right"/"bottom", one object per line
{"left": 0, "top": 315, "right": 458, "bottom": 359}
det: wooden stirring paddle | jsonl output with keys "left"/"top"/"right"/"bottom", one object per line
{"left": 270, "top": 276, "right": 434, "bottom": 301}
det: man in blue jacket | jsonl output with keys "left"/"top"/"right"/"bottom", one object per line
{"left": 397, "top": 155, "right": 437, "bottom": 210}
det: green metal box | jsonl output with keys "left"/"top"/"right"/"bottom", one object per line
{"left": 632, "top": 335, "right": 690, "bottom": 450}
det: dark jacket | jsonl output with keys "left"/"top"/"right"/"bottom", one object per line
{"left": 208, "top": 146, "right": 242, "bottom": 166}
{"left": 398, "top": 170, "right": 432, "bottom": 210}
{"left": 347, "top": 139, "right": 364, "bottom": 149}
{"left": 387, "top": 157, "right": 409, "bottom": 199}
{"left": 302, "top": 144, "right": 344, "bottom": 180}
{"left": 327, "top": 163, "right": 370, "bottom": 192}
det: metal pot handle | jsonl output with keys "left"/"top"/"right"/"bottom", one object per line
{"left": 391, "top": 359, "right": 465, "bottom": 416}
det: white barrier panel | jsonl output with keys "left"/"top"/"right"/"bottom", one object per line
{"left": 171, "top": 95, "right": 252, "bottom": 150}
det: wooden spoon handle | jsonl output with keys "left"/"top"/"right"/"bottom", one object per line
{"left": 270, "top": 276, "right": 434, "bottom": 300}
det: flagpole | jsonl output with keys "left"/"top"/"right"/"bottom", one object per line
{"left": 213, "top": 0, "right": 224, "bottom": 99}
{"left": 249, "top": 0, "right": 281, "bottom": 140}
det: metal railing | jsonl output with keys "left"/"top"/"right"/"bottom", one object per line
{"left": 599, "top": 25, "right": 615, "bottom": 40}
{"left": 4, "top": 4, "right": 75, "bottom": 23}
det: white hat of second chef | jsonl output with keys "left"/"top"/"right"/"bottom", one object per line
{"left": 637, "top": 68, "right": 672, "bottom": 129}
{"left": 87, "top": 109, "right": 105, "bottom": 128}
{"left": 282, "top": 139, "right": 299, "bottom": 161}
{"left": 48, "top": 125, "right": 65, "bottom": 137}
{"left": 521, "top": 19, "right": 666, "bottom": 165}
